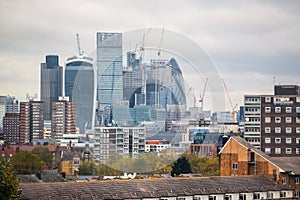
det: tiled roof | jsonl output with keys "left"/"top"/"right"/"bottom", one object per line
{"left": 19, "top": 170, "right": 66, "bottom": 183}
{"left": 19, "top": 175, "right": 291, "bottom": 199}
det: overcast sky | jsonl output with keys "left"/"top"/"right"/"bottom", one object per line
{"left": 0, "top": 0, "right": 299, "bottom": 110}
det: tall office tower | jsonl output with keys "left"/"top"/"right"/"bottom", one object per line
{"left": 244, "top": 85, "right": 300, "bottom": 157}
{"left": 51, "top": 97, "right": 76, "bottom": 143}
{"left": 96, "top": 32, "right": 123, "bottom": 125}
{"left": 40, "top": 55, "right": 63, "bottom": 120}
{"left": 65, "top": 55, "right": 95, "bottom": 134}
{"left": 3, "top": 113, "right": 20, "bottom": 144}
{"left": 19, "top": 100, "right": 44, "bottom": 144}
{"left": 5, "top": 96, "right": 19, "bottom": 113}
{"left": 0, "top": 96, "right": 6, "bottom": 137}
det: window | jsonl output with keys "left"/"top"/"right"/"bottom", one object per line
{"left": 275, "top": 117, "right": 281, "bottom": 123}
{"left": 265, "top": 148, "right": 271, "bottom": 154}
{"left": 265, "top": 138, "right": 271, "bottom": 143}
{"left": 275, "top": 138, "right": 281, "bottom": 144}
{"left": 286, "top": 127, "right": 292, "bottom": 133}
{"left": 282, "top": 177, "right": 286, "bottom": 185}
{"left": 296, "top": 127, "right": 300, "bottom": 133}
{"left": 265, "top": 117, "right": 271, "bottom": 123}
{"left": 275, "top": 148, "right": 281, "bottom": 154}
{"left": 296, "top": 177, "right": 300, "bottom": 184}
{"left": 286, "top": 138, "right": 292, "bottom": 144}
{"left": 297, "top": 97, "right": 300, "bottom": 102}
{"left": 286, "top": 117, "right": 292, "bottom": 123}
{"left": 275, "top": 107, "right": 281, "bottom": 113}
{"left": 286, "top": 107, "right": 292, "bottom": 113}
{"left": 297, "top": 118, "right": 300, "bottom": 124}
{"left": 265, "top": 97, "right": 271, "bottom": 102}
{"left": 265, "top": 107, "right": 271, "bottom": 113}
{"left": 297, "top": 107, "right": 300, "bottom": 113}
{"left": 296, "top": 191, "right": 300, "bottom": 198}
{"left": 275, "top": 127, "right": 281, "bottom": 133}
{"left": 297, "top": 148, "right": 300, "bottom": 155}
{"left": 232, "top": 163, "right": 238, "bottom": 170}
{"left": 265, "top": 127, "right": 271, "bottom": 133}
{"left": 286, "top": 148, "right": 292, "bottom": 154}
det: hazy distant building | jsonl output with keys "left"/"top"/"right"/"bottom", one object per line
{"left": 0, "top": 96, "right": 6, "bottom": 137}
{"left": 6, "top": 96, "right": 19, "bottom": 114}
{"left": 96, "top": 32, "right": 123, "bottom": 125}
{"left": 65, "top": 55, "right": 95, "bottom": 133}
{"left": 19, "top": 101, "right": 44, "bottom": 144}
{"left": 51, "top": 97, "right": 76, "bottom": 143}
{"left": 40, "top": 55, "right": 63, "bottom": 120}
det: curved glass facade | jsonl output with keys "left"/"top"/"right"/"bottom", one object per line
{"left": 65, "top": 56, "right": 95, "bottom": 134}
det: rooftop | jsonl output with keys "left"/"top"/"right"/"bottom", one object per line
{"left": 19, "top": 175, "right": 291, "bottom": 199}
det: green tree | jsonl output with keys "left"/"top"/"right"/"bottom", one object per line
{"left": 32, "top": 146, "right": 53, "bottom": 169}
{"left": 78, "top": 162, "right": 95, "bottom": 175}
{"left": 0, "top": 158, "right": 20, "bottom": 200}
{"left": 171, "top": 156, "right": 191, "bottom": 177}
{"left": 11, "top": 150, "right": 43, "bottom": 174}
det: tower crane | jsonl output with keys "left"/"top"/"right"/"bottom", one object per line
{"left": 199, "top": 78, "right": 208, "bottom": 111}
{"left": 222, "top": 79, "right": 238, "bottom": 123}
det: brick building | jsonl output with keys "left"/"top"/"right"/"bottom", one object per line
{"left": 244, "top": 85, "right": 300, "bottom": 157}
{"left": 220, "top": 136, "right": 300, "bottom": 199}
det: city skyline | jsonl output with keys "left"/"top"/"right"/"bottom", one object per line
{"left": 0, "top": 0, "right": 299, "bottom": 110}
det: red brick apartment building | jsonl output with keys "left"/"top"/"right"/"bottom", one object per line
{"left": 220, "top": 136, "right": 300, "bottom": 199}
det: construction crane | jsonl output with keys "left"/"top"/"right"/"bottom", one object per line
{"left": 76, "top": 33, "right": 84, "bottom": 56}
{"left": 222, "top": 79, "right": 238, "bottom": 123}
{"left": 199, "top": 78, "right": 208, "bottom": 111}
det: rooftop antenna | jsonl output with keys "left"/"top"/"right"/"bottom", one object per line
{"left": 158, "top": 27, "right": 164, "bottom": 57}
{"left": 76, "top": 33, "right": 84, "bottom": 56}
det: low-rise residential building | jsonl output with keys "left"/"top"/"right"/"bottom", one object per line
{"left": 219, "top": 136, "right": 300, "bottom": 199}
{"left": 19, "top": 175, "right": 294, "bottom": 199}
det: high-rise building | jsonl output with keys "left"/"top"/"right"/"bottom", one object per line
{"left": 0, "top": 96, "right": 6, "bottom": 137}
{"left": 96, "top": 32, "right": 123, "bottom": 125}
{"left": 244, "top": 95, "right": 261, "bottom": 148}
{"left": 65, "top": 55, "right": 95, "bottom": 133}
{"left": 40, "top": 55, "right": 63, "bottom": 120}
{"left": 19, "top": 100, "right": 44, "bottom": 144}
{"left": 3, "top": 113, "right": 20, "bottom": 144}
{"left": 93, "top": 126, "right": 145, "bottom": 164}
{"left": 51, "top": 97, "right": 76, "bottom": 143}
{"left": 244, "top": 85, "right": 300, "bottom": 156}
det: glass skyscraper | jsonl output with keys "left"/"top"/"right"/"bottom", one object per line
{"left": 96, "top": 32, "right": 123, "bottom": 125}
{"left": 65, "top": 55, "right": 95, "bottom": 133}
{"left": 40, "top": 55, "right": 63, "bottom": 120}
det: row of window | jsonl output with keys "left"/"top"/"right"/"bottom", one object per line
{"left": 265, "top": 96, "right": 300, "bottom": 103}
{"left": 282, "top": 177, "right": 300, "bottom": 185}
{"left": 264, "top": 116, "right": 296, "bottom": 123}
{"left": 264, "top": 147, "right": 299, "bottom": 154}
{"left": 264, "top": 126, "right": 300, "bottom": 133}
{"left": 265, "top": 106, "right": 300, "bottom": 113}
{"left": 264, "top": 137, "right": 300, "bottom": 144}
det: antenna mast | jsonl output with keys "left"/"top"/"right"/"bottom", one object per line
{"left": 76, "top": 33, "right": 83, "bottom": 56}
